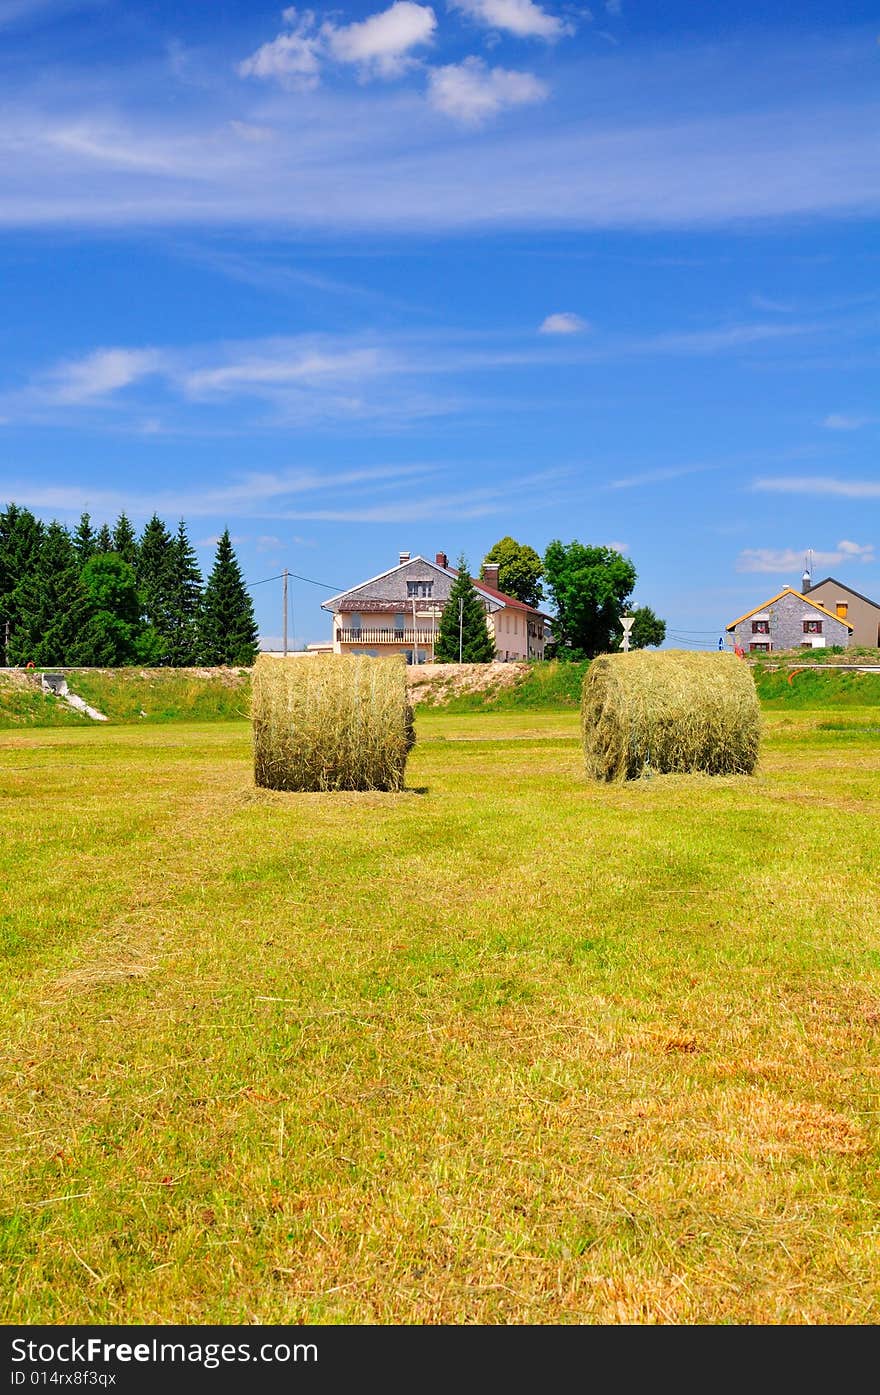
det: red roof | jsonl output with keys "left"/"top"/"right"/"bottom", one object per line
{"left": 448, "top": 567, "right": 549, "bottom": 617}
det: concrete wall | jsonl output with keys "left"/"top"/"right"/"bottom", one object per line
{"left": 806, "top": 581, "right": 880, "bottom": 648}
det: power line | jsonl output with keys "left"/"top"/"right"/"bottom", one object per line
{"left": 244, "top": 569, "right": 343, "bottom": 592}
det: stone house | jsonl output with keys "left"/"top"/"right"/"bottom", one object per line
{"left": 726, "top": 586, "right": 853, "bottom": 653}
{"left": 321, "top": 551, "right": 552, "bottom": 663}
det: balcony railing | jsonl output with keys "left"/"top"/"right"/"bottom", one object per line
{"left": 336, "top": 627, "right": 436, "bottom": 645}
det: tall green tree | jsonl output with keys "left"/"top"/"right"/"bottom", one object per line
{"left": 72, "top": 512, "right": 97, "bottom": 566}
{"left": 543, "top": 540, "right": 637, "bottom": 659}
{"left": 481, "top": 536, "right": 544, "bottom": 607}
{"left": 0, "top": 504, "right": 44, "bottom": 663}
{"left": 137, "top": 514, "right": 175, "bottom": 657}
{"left": 112, "top": 513, "right": 139, "bottom": 569}
{"left": 165, "top": 520, "right": 203, "bottom": 666}
{"left": 628, "top": 605, "right": 666, "bottom": 651}
{"left": 9, "top": 521, "right": 90, "bottom": 666}
{"left": 199, "top": 530, "right": 258, "bottom": 666}
{"left": 435, "top": 556, "right": 495, "bottom": 663}
{"left": 73, "top": 553, "right": 159, "bottom": 666}
{"left": 95, "top": 522, "right": 113, "bottom": 553}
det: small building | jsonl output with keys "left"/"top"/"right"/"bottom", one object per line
{"left": 801, "top": 575, "right": 880, "bottom": 649}
{"left": 321, "top": 551, "right": 552, "bottom": 663}
{"left": 726, "top": 586, "right": 853, "bottom": 653}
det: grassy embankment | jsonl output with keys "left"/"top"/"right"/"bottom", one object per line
{"left": 0, "top": 697, "right": 878, "bottom": 1324}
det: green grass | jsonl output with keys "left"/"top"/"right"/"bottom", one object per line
{"left": 753, "top": 665, "right": 880, "bottom": 707}
{"left": 0, "top": 706, "right": 878, "bottom": 1324}
{"left": 0, "top": 676, "right": 88, "bottom": 727}
{"left": 430, "top": 659, "right": 588, "bottom": 712}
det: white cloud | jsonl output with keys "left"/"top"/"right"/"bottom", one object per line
{"left": 43, "top": 348, "right": 164, "bottom": 404}
{"left": 238, "top": 11, "right": 323, "bottom": 89}
{"left": 450, "top": 0, "right": 574, "bottom": 41}
{"left": 324, "top": 2, "right": 437, "bottom": 77}
{"left": 753, "top": 476, "right": 880, "bottom": 499}
{"left": 184, "top": 347, "right": 385, "bottom": 396}
{"left": 539, "top": 312, "right": 587, "bottom": 334}
{"left": 823, "top": 412, "right": 873, "bottom": 431}
{"left": 427, "top": 56, "right": 548, "bottom": 123}
{"left": 737, "top": 541, "right": 876, "bottom": 573}
{"left": 238, "top": 3, "right": 436, "bottom": 87}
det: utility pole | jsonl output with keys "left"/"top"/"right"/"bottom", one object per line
{"left": 282, "top": 568, "right": 289, "bottom": 657}
{"left": 459, "top": 597, "right": 463, "bottom": 664}
{"left": 2, "top": 619, "right": 9, "bottom": 667}
{"left": 621, "top": 613, "right": 635, "bottom": 653}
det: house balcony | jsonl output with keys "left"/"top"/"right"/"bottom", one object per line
{"left": 335, "top": 627, "right": 436, "bottom": 646}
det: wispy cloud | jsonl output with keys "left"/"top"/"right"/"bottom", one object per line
{"left": 753, "top": 475, "right": 880, "bottom": 499}
{"left": 427, "top": 57, "right": 547, "bottom": 123}
{"left": 40, "top": 347, "right": 165, "bottom": 404}
{"left": 606, "top": 463, "right": 714, "bottom": 490}
{"left": 823, "top": 412, "right": 874, "bottom": 431}
{"left": 737, "top": 540, "right": 876, "bottom": 573}
{"left": 539, "top": 312, "right": 587, "bottom": 334}
{"left": 449, "top": 0, "right": 575, "bottom": 41}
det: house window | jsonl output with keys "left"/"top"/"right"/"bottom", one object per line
{"left": 394, "top": 612, "right": 405, "bottom": 634}
{"left": 803, "top": 619, "right": 823, "bottom": 634}
{"left": 750, "top": 642, "right": 770, "bottom": 653}
{"left": 836, "top": 603, "right": 848, "bottom": 619}
{"left": 751, "top": 620, "right": 770, "bottom": 634}
{"left": 406, "top": 581, "right": 432, "bottom": 598}
{"left": 350, "top": 612, "right": 362, "bottom": 637}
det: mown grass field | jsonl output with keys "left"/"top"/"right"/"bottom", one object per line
{"left": 1, "top": 704, "right": 878, "bottom": 1324}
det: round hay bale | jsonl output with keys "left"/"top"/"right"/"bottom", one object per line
{"left": 252, "top": 654, "right": 415, "bottom": 792}
{"left": 581, "top": 649, "right": 760, "bottom": 782}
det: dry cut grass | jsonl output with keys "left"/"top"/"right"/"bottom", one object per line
{"left": 252, "top": 653, "right": 414, "bottom": 792}
{"left": 582, "top": 649, "right": 761, "bottom": 781}
{"left": 0, "top": 707, "right": 877, "bottom": 1325}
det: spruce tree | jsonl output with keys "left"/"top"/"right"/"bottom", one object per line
{"left": 137, "top": 514, "right": 175, "bottom": 659}
{"left": 95, "top": 522, "right": 113, "bottom": 553}
{"left": 73, "top": 512, "right": 97, "bottom": 566}
{"left": 434, "top": 556, "right": 495, "bottom": 663}
{"left": 11, "top": 521, "right": 90, "bottom": 666}
{"left": 165, "top": 520, "right": 203, "bottom": 666}
{"left": 112, "top": 513, "right": 139, "bottom": 569}
{"left": 199, "top": 530, "right": 258, "bottom": 666}
{"left": 0, "top": 504, "right": 44, "bottom": 664}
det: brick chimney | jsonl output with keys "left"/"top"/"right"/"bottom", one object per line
{"left": 483, "top": 564, "right": 500, "bottom": 589}
{"left": 399, "top": 551, "right": 411, "bottom": 566}
{"left": 801, "top": 568, "right": 811, "bottom": 594}
{"left": 435, "top": 551, "right": 448, "bottom": 569}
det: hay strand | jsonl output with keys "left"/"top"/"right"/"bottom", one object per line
{"left": 582, "top": 650, "right": 760, "bottom": 782}
{"left": 252, "top": 654, "right": 415, "bottom": 792}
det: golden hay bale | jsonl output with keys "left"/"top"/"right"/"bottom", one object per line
{"left": 252, "top": 654, "right": 415, "bottom": 792}
{"left": 581, "top": 649, "right": 760, "bottom": 782}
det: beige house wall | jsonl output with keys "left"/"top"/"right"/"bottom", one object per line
{"left": 806, "top": 581, "right": 880, "bottom": 648}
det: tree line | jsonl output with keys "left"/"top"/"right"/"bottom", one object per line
{"left": 0, "top": 505, "right": 259, "bottom": 668}
{"left": 434, "top": 536, "right": 667, "bottom": 662}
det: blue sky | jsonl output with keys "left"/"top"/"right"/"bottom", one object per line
{"left": 1, "top": 0, "right": 878, "bottom": 649}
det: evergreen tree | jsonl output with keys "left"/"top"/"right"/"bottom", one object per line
{"left": 435, "top": 556, "right": 495, "bottom": 663}
{"left": 11, "top": 521, "right": 90, "bottom": 666}
{"left": 0, "top": 504, "right": 44, "bottom": 663}
{"left": 95, "top": 522, "right": 113, "bottom": 553}
{"left": 111, "top": 513, "right": 139, "bottom": 568}
{"left": 137, "top": 514, "right": 175, "bottom": 658}
{"left": 199, "top": 530, "right": 258, "bottom": 666}
{"left": 165, "top": 520, "right": 203, "bottom": 666}
{"left": 73, "top": 512, "right": 97, "bottom": 566}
